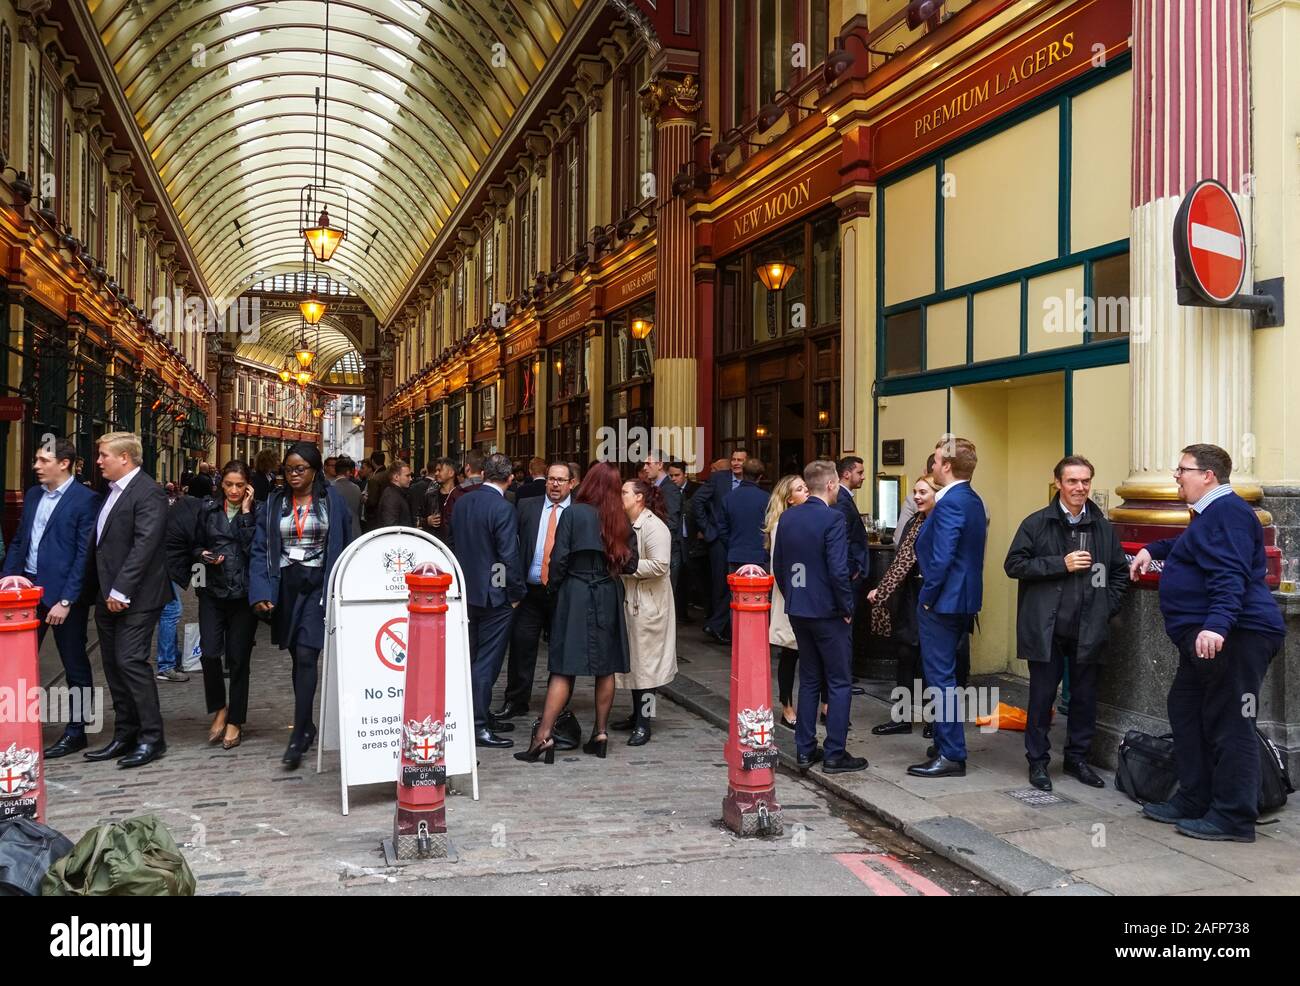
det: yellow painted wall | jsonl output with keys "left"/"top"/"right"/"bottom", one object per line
{"left": 949, "top": 375, "right": 1064, "bottom": 674}
{"left": 1026, "top": 265, "right": 1084, "bottom": 352}
{"left": 1071, "top": 362, "right": 1130, "bottom": 507}
{"left": 876, "top": 388, "right": 948, "bottom": 494}
{"left": 972, "top": 282, "right": 1021, "bottom": 362}
{"left": 944, "top": 108, "right": 1059, "bottom": 288}
{"left": 1070, "top": 70, "right": 1132, "bottom": 252}
{"left": 883, "top": 165, "right": 936, "bottom": 305}
{"left": 926, "top": 297, "right": 967, "bottom": 369}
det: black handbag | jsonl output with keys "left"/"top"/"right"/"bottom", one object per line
{"left": 1257, "top": 728, "right": 1294, "bottom": 815}
{"left": 1114, "top": 730, "right": 1179, "bottom": 805}
{"left": 532, "top": 710, "right": 583, "bottom": 751}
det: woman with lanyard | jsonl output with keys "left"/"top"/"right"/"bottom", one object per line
{"left": 249, "top": 442, "right": 356, "bottom": 769}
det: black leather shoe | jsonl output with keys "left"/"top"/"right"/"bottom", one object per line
{"left": 702, "top": 626, "right": 729, "bottom": 646}
{"left": 487, "top": 718, "right": 516, "bottom": 733}
{"left": 475, "top": 728, "right": 514, "bottom": 749}
{"left": 1029, "top": 763, "right": 1052, "bottom": 791}
{"left": 490, "top": 702, "right": 529, "bottom": 720}
{"left": 823, "top": 754, "right": 868, "bottom": 774}
{"left": 922, "top": 723, "right": 934, "bottom": 739}
{"left": 44, "top": 733, "right": 88, "bottom": 758}
{"left": 118, "top": 742, "right": 166, "bottom": 769}
{"left": 610, "top": 715, "right": 637, "bottom": 732}
{"left": 796, "top": 748, "right": 823, "bottom": 773}
{"left": 907, "top": 754, "right": 967, "bottom": 777}
{"left": 871, "top": 721, "right": 913, "bottom": 736}
{"left": 627, "top": 724, "right": 651, "bottom": 746}
{"left": 282, "top": 741, "right": 303, "bottom": 770}
{"left": 1064, "top": 760, "right": 1105, "bottom": 788}
{"left": 84, "top": 737, "right": 136, "bottom": 762}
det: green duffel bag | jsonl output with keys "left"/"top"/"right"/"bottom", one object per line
{"left": 41, "top": 815, "right": 196, "bottom": 897}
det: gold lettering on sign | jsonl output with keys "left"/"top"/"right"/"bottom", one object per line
{"left": 616, "top": 266, "right": 655, "bottom": 301}
{"left": 913, "top": 31, "right": 1076, "bottom": 140}
{"left": 730, "top": 178, "right": 813, "bottom": 242}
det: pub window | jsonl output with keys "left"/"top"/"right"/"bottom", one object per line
{"left": 62, "top": 121, "right": 70, "bottom": 225}
{"left": 553, "top": 126, "right": 584, "bottom": 264}
{"left": 728, "top": 1, "right": 828, "bottom": 132}
{"left": 614, "top": 53, "right": 655, "bottom": 219}
{"left": 475, "top": 382, "right": 497, "bottom": 435}
{"left": 884, "top": 309, "right": 924, "bottom": 376}
{"left": 453, "top": 262, "right": 464, "bottom": 340}
{"left": 25, "top": 67, "right": 33, "bottom": 177}
{"left": 717, "top": 256, "right": 746, "bottom": 355}
{"left": 118, "top": 201, "right": 131, "bottom": 287}
{"left": 608, "top": 301, "right": 656, "bottom": 387}
{"left": 750, "top": 230, "right": 804, "bottom": 343}
{"left": 730, "top": 0, "right": 751, "bottom": 128}
{"left": 1089, "top": 251, "right": 1130, "bottom": 342}
{"left": 757, "top": 0, "right": 795, "bottom": 107}
{"left": 811, "top": 215, "right": 839, "bottom": 328}
{"left": 810, "top": 0, "right": 830, "bottom": 68}
{"left": 530, "top": 187, "right": 539, "bottom": 274}
{"left": 1, "top": 26, "right": 10, "bottom": 161}
{"left": 811, "top": 335, "right": 840, "bottom": 460}
{"left": 433, "top": 289, "right": 444, "bottom": 352}
{"left": 430, "top": 401, "right": 444, "bottom": 459}
{"left": 515, "top": 188, "right": 530, "bottom": 292}
{"left": 482, "top": 229, "right": 495, "bottom": 319}
{"left": 237, "top": 376, "right": 245, "bottom": 412}
{"left": 37, "top": 72, "right": 57, "bottom": 214}
{"left": 717, "top": 397, "right": 747, "bottom": 458}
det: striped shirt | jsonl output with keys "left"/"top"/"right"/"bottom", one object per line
{"left": 280, "top": 495, "right": 329, "bottom": 568}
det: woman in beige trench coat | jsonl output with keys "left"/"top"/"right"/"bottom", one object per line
{"left": 613, "top": 477, "right": 678, "bottom": 746}
{"left": 764, "top": 474, "right": 809, "bottom": 729}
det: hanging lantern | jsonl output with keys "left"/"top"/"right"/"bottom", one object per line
{"left": 352, "top": 413, "right": 363, "bottom": 427}
{"left": 312, "top": 406, "right": 324, "bottom": 418}
{"left": 299, "top": 291, "right": 327, "bottom": 324}
{"left": 303, "top": 207, "right": 345, "bottom": 261}
{"left": 630, "top": 316, "right": 653, "bottom": 340}
{"left": 294, "top": 344, "right": 316, "bottom": 370}
{"left": 278, "top": 358, "right": 292, "bottom": 383}
{"left": 295, "top": 369, "right": 313, "bottom": 387}
{"left": 756, "top": 260, "right": 796, "bottom": 291}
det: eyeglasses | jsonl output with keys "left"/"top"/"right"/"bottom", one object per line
{"left": 284, "top": 464, "right": 312, "bottom": 475}
{"left": 1173, "top": 466, "right": 1210, "bottom": 477}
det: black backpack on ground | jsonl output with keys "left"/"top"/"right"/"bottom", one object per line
{"left": 1115, "top": 728, "right": 1294, "bottom": 816}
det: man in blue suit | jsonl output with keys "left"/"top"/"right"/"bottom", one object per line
{"left": 693, "top": 448, "right": 747, "bottom": 644}
{"left": 2, "top": 438, "right": 100, "bottom": 757}
{"left": 717, "top": 457, "right": 770, "bottom": 572}
{"left": 911, "top": 435, "right": 986, "bottom": 777}
{"left": 451, "top": 452, "right": 525, "bottom": 748}
{"left": 773, "top": 459, "right": 867, "bottom": 775}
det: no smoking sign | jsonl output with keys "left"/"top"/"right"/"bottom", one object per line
{"left": 375, "top": 617, "right": 408, "bottom": 672}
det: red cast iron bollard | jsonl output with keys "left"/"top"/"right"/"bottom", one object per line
{"left": 722, "top": 564, "right": 783, "bottom": 837}
{"left": 391, "top": 562, "right": 454, "bottom": 860}
{"left": 0, "top": 576, "right": 46, "bottom": 823}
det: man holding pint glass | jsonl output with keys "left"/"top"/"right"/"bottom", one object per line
{"left": 1004, "top": 456, "right": 1128, "bottom": 792}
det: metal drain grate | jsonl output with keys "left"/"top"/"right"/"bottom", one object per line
{"left": 1004, "top": 787, "right": 1074, "bottom": 807}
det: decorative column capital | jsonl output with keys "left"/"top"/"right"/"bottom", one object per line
{"left": 640, "top": 73, "right": 700, "bottom": 123}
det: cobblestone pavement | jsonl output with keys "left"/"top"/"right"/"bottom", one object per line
{"left": 37, "top": 597, "right": 997, "bottom": 896}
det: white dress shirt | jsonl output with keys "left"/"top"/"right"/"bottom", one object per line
{"left": 528, "top": 496, "right": 570, "bottom": 584}
{"left": 25, "top": 475, "right": 75, "bottom": 575}
{"left": 933, "top": 478, "right": 967, "bottom": 502}
{"left": 97, "top": 465, "right": 142, "bottom": 604}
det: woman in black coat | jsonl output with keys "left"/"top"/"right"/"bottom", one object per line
{"left": 868, "top": 475, "right": 938, "bottom": 736}
{"left": 191, "top": 461, "right": 262, "bottom": 749}
{"left": 515, "top": 462, "right": 637, "bottom": 763}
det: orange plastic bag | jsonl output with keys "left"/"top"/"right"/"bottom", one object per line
{"left": 974, "top": 701, "right": 1049, "bottom": 732}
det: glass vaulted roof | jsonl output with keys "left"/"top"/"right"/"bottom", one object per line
{"left": 93, "top": 0, "right": 581, "bottom": 324}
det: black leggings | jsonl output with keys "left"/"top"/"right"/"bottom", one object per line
{"left": 776, "top": 646, "right": 798, "bottom": 707}
{"left": 291, "top": 644, "right": 321, "bottom": 739}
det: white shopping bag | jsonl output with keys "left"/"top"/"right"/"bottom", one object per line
{"left": 181, "top": 622, "right": 203, "bottom": 671}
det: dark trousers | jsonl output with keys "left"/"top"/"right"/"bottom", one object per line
{"left": 683, "top": 547, "right": 710, "bottom": 617}
{"left": 704, "top": 539, "right": 730, "bottom": 637}
{"left": 1025, "top": 635, "right": 1099, "bottom": 766}
{"left": 95, "top": 604, "right": 164, "bottom": 745}
{"left": 776, "top": 646, "right": 798, "bottom": 707}
{"left": 198, "top": 593, "right": 258, "bottom": 725}
{"left": 790, "top": 615, "right": 852, "bottom": 761}
{"left": 917, "top": 605, "right": 970, "bottom": 762}
{"left": 468, "top": 602, "right": 516, "bottom": 730}
{"left": 894, "top": 642, "right": 923, "bottom": 689}
{"left": 290, "top": 645, "right": 320, "bottom": 738}
{"left": 36, "top": 600, "right": 93, "bottom": 736}
{"left": 1167, "top": 627, "right": 1279, "bottom": 836}
{"left": 504, "top": 584, "right": 552, "bottom": 710}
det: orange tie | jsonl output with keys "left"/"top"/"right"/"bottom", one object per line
{"left": 540, "top": 503, "right": 559, "bottom": 585}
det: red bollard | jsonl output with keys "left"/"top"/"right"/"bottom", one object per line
{"left": 722, "top": 565, "right": 783, "bottom": 837}
{"left": 389, "top": 562, "right": 454, "bottom": 861}
{"left": 0, "top": 576, "right": 46, "bottom": 823}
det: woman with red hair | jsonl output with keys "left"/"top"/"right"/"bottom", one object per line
{"left": 515, "top": 461, "right": 637, "bottom": 762}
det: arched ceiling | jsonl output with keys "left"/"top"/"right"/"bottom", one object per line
{"left": 91, "top": 0, "right": 583, "bottom": 323}
{"left": 237, "top": 309, "right": 360, "bottom": 377}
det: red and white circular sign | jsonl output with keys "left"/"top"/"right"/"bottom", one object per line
{"left": 1174, "top": 180, "right": 1246, "bottom": 304}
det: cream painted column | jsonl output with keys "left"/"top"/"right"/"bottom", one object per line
{"left": 835, "top": 184, "right": 877, "bottom": 512}
{"left": 645, "top": 73, "right": 701, "bottom": 463}
{"left": 5, "top": 301, "right": 24, "bottom": 495}
{"left": 1250, "top": 0, "right": 1300, "bottom": 486}
{"left": 1114, "top": 0, "right": 1260, "bottom": 529}
{"left": 532, "top": 353, "right": 547, "bottom": 459}
{"left": 585, "top": 323, "right": 605, "bottom": 462}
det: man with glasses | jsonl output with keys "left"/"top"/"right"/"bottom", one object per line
{"left": 495, "top": 463, "right": 573, "bottom": 723}
{"left": 1130, "top": 444, "right": 1285, "bottom": 843}
{"left": 1005, "top": 456, "right": 1128, "bottom": 792}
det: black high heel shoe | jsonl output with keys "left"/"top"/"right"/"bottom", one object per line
{"left": 513, "top": 737, "right": 556, "bottom": 764}
{"left": 282, "top": 739, "right": 303, "bottom": 770}
{"left": 582, "top": 731, "right": 608, "bottom": 759}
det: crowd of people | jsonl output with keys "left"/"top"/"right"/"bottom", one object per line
{"left": 1, "top": 429, "right": 1280, "bottom": 842}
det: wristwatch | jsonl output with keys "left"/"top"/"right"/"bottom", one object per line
{"left": 58, "top": 599, "right": 71, "bottom": 608}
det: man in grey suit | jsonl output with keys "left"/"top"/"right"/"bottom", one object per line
{"left": 330, "top": 454, "right": 362, "bottom": 534}
{"left": 643, "top": 450, "right": 683, "bottom": 600}
{"left": 85, "top": 432, "right": 171, "bottom": 769}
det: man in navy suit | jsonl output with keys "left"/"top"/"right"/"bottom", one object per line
{"left": 834, "top": 456, "right": 869, "bottom": 581}
{"left": 717, "top": 457, "right": 770, "bottom": 573}
{"left": 693, "top": 448, "right": 747, "bottom": 644}
{"left": 3, "top": 438, "right": 100, "bottom": 757}
{"left": 773, "top": 459, "right": 867, "bottom": 775}
{"left": 451, "top": 451, "right": 525, "bottom": 748}
{"left": 911, "top": 435, "right": 986, "bottom": 777}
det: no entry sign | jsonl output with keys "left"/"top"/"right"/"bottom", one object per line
{"left": 1173, "top": 179, "right": 1247, "bottom": 305}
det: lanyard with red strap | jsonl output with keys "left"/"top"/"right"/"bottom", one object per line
{"left": 292, "top": 495, "right": 312, "bottom": 541}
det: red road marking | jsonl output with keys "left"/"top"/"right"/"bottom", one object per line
{"left": 866, "top": 852, "right": 952, "bottom": 896}
{"left": 833, "top": 853, "right": 904, "bottom": 896}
